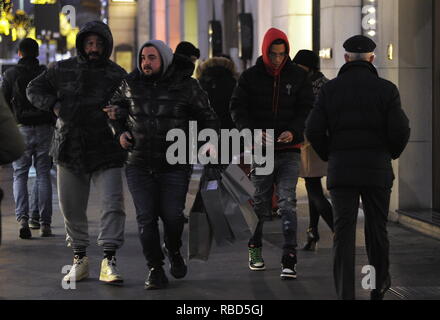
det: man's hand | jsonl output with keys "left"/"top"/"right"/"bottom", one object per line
{"left": 103, "top": 105, "right": 120, "bottom": 120}
{"left": 277, "top": 131, "right": 294, "bottom": 144}
{"left": 119, "top": 131, "right": 133, "bottom": 150}
{"left": 53, "top": 102, "right": 61, "bottom": 117}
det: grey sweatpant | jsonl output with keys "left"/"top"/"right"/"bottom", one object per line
{"left": 57, "top": 165, "right": 126, "bottom": 251}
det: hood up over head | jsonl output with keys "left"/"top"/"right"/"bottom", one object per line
{"left": 137, "top": 40, "right": 174, "bottom": 77}
{"left": 76, "top": 21, "right": 114, "bottom": 63}
{"left": 261, "top": 27, "right": 290, "bottom": 76}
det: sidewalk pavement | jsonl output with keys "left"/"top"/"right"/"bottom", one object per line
{"left": 0, "top": 166, "right": 439, "bottom": 300}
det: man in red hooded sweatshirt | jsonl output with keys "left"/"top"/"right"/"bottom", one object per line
{"left": 230, "top": 28, "right": 314, "bottom": 279}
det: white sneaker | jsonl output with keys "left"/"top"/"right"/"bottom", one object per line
{"left": 99, "top": 256, "right": 123, "bottom": 284}
{"left": 63, "top": 255, "right": 89, "bottom": 283}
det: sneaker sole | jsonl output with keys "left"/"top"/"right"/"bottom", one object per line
{"left": 249, "top": 266, "right": 266, "bottom": 271}
{"left": 144, "top": 284, "right": 167, "bottom": 290}
{"left": 100, "top": 278, "right": 124, "bottom": 286}
{"left": 144, "top": 281, "right": 168, "bottom": 290}
{"left": 280, "top": 274, "right": 297, "bottom": 280}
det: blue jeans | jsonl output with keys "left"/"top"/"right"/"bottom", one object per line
{"left": 29, "top": 176, "right": 39, "bottom": 221}
{"left": 12, "top": 124, "right": 53, "bottom": 225}
{"left": 250, "top": 152, "right": 300, "bottom": 254}
{"left": 126, "top": 166, "right": 191, "bottom": 268}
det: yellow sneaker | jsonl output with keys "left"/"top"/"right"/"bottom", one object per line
{"left": 63, "top": 255, "right": 89, "bottom": 283}
{"left": 99, "top": 257, "right": 123, "bottom": 285}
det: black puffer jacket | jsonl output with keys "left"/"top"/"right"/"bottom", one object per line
{"left": 230, "top": 57, "right": 314, "bottom": 151}
{"left": 109, "top": 53, "right": 219, "bottom": 172}
{"left": 27, "top": 21, "right": 127, "bottom": 173}
{"left": 1, "top": 57, "right": 52, "bottom": 125}
{"left": 305, "top": 61, "right": 410, "bottom": 189}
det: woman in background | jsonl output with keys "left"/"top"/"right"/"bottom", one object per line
{"left": 293, "top": 50, "right": 334, "bottom": 251}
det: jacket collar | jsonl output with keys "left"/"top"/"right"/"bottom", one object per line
{"left": 18, "top": 57, "right": 39, "bottom": 67}
{"left": 255, "top": 56, "right": 294, "bottom": 77}
{"left": 338, "top": 60, "right": 379, "bottom": 77}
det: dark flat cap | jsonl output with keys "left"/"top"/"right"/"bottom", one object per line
{"left": 343, "top": 35, "right": 376, "bottom": 53}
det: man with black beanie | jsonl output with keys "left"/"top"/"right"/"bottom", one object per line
{"left": 174, "top": 41, "right": 201, "bottom": 78}
{"left": 1, "top": 38, "right": 53, "bottom": 239}
{"left": 175, "top": 41, "right": 200, "bottom": 64}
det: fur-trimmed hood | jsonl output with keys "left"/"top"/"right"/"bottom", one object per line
{"left": 195, "top": 57, "right": 238, "bottom": 80}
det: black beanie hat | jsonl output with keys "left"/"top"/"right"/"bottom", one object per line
{"left": 293, "top": 50, "right": 319, "bottom": 71}
{"left": 175, "top": 41, "right": 200, "bottom": 59}
{"left": 18, "top": 38, "right": 39, "bottom": 58}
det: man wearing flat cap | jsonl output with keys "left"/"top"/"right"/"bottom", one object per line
{"left": 305, "top": 35, "right": 410, "bottom": 300}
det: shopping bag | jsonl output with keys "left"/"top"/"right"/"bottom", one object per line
{"left": 221, "top": 164, "right": 255, "bottom": 203}
{"left": 221, "top": 190, "right": 255, "bottom": 240}
{"left": 200, "top": 177, "right": 235, "bottom": 246}
{"left": 238, "top": 201, "right": 259, "bottom": 235}
{"left": 188, "top": 191, "right": 213, "bottom": 261}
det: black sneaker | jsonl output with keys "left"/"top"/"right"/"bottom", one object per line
{"left": 18, "top": 219, "right": 32, "bottom": 239}
{"left": 29, "top": 219, "right": 41, "bottom": 230}
{"left": 162, "top": 244, "right": 187, "bottom": 279}
{"left": 280, "top": 253, "right": 297, "bottom": 280}
{"left": 40, "top": 224, "right": 53, "bottom": 237}
{"left": 144, "top": 266, "right": 169, "bottom": 290}
{"left": 371, "top": 275, "right": 391, "bottom": 300}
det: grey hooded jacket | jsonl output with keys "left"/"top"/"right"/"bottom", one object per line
{"left": 109, "top": 40, "right": 219, "bottom": 171}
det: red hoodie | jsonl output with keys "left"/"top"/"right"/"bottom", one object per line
{"left": 261, "top": 28, "right": 300, "bottom": 151}
{"left": 262, "top": 28, "right": 290, "bottom": 77}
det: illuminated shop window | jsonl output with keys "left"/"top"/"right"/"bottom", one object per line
{"left": 362, "top": 0, "right": 377, "bottom": 39}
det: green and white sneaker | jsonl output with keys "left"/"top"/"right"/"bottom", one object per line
{"left": 63, "top": 255, "right": 89, "bottom": 283}
{"left": 248, "top": 246, "right": 266, "bottom": 271}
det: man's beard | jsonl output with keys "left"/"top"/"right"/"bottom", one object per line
{"left": 143, "top": 66, "right": 153, "bottom": 74}
{"left": 87, "top": 52, "right": 103, "bottom": 62}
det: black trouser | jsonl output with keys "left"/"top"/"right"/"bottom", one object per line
{"left": 304, "top": 177, "right": 333, "bottom": 233}
{"left": 330, "top": 187, "right": 391, "bottom": 300}
{"left": 126, "top": 166, "right": 190, "bottom": 269}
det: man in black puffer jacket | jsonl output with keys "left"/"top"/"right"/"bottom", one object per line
{"left": 306, "top": 35, "right": 410, "bottom": 300}
{"left": 104, "top": 40, "right": 219, "bottom": 290}
{"left": 2, "top": 38, "right": 53, "bottom": 239}
{"left": 27, "top": 21, "right": 127, "bottom": 286}
{"left": 230, "top": 28, "right": 314, "bottom": 280}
